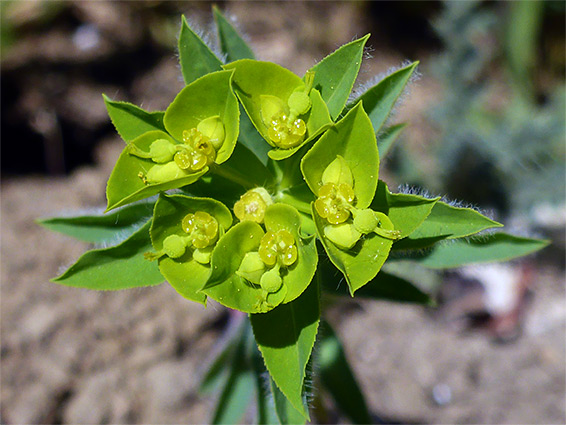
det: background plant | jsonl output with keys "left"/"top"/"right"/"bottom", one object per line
{"left": 38, "top": 7, "right": 550, "bottom": 424}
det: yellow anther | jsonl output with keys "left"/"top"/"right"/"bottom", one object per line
{"left": 258, "top": 230, "right": 298, "bottom": 267}
{"left": 175, "top": 128, "right": 216, "bottom": 172}
{"left": 314, "top": 182, "right": 356, "bottom": 224}
{"left": 181, "top": 211, "right": 219, "bottom": 249}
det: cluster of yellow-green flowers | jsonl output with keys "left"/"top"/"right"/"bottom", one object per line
{"left": 129, "top": 116, "right": 225, "bottom": 185}
{"left": 315, "top": 156, "right": 401, "bottom": 249}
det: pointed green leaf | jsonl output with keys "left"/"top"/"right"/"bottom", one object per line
{"left": 164, "top": 70, "right": 240, "bottom": 165}
{"left": 224, "top": 59, "right": 332, "bottom": 159}
{"left": 178, "top": 15, "right": 223, "bottom": 85}
{"left": 313, "top": 204, "right": 394, "bottom": 295}
{"left": 270, "top": 377, "right": 307, "bottom": 425}
{"left": 37, "top": 201, "right": 155, "bottom": 244}
{"left": 103, "top": 94, "right": 165, "bottom": 142}
{"left": 377, "top": 123, "right": 406, "bottom": 158}
{"left": 319, "top": 321, "right": 372, "bottom": 424}
{"left": 150, "top": 194, "right": 232, "bottom": 305}
{"left": 106, "top": 130, "right": 207, "bottom": 211}
{"left": 263, "top": 204, "right": 318, "bottom": 304}
{"left": 371, "top": 180, "right": 439, "bottom": 238}
{"left": 250, "top": 276, "right": 320, "bottom": 420}
{"left": 301, "top": 102, "right": 379, "bottom": 209}
{"left": 395, "top": 201, "right": 503, "bottom": 250}
{"left": 250, "top": 331, "right": 280, "bottom": 425}
{"left": 213, "top": 6, "right": 255, "bottom": 62}
{"left": 354, "top": 61, "right": 419, "bottom": 134}
{"left": 202, "top": 221, "right": 267, "bottom": 313}
{"left": 309, "top": 35, "right": 370, "bottom": 120}
{"left": 211, "top": 322, "right": 255, "bottom": 425}
{"left": 411, "top": 233, "right": 550, "bottom": 269}
{"left": 52, "top": 221, "right": 163, "bottom": 290}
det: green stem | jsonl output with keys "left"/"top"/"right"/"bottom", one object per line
{"left": 209, "top": 163, "right": 255, "bottom": 190}
{"left": 275, "top": 192, "right": 312, "bottom": 215}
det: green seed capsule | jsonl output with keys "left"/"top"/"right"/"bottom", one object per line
{"left": 236, "top": 252, "right": 266, "bottom": 285}
{"left": 260, "top": 267, "right": 283, "bottom": 293}
{"left": 353, "top": 208, "right": 379, "bottom": 234}
{"left": 193, "top": 247, "right": 213, "bottom": 264}
{"left": 324, "top": 223, "right": 362, "bottom": 250}
{"left": 321, "top": 155, "right": 354, "bottom": 187}
{"left": 373, "top": 212, "right": 402, "bottom": 240}
{"left": 148, "top": 139, "right": 177, "bottom": 163}
{"left": 288, "top": 91, "right": 311, "bottom": 116}
{"left": 162, "top": 234, "right": 188, "bottom": 259}
{"left": 143, "top": 161, "right": 188, "bottom": 184}
{"left": 197, "top": 116, "right": 225, "bottom": 150}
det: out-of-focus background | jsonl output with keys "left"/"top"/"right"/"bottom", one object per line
{"left": 1, "top": 1, "right": 564, "bottom": 423}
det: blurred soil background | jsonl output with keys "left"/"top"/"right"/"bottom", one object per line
{"left": 1, "top": 1, "right": 565, "bottom": 424}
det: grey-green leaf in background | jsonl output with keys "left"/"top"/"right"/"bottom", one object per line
{"left": 213, "top": 6, "right": 255, "bottom": 62}
{"left": 37, "top": 200, "right": 155, "bottom": 244}
{"left": 211, "top": 319, "right": 256, "bottom": 425}
{"left": 103, "top": 94, "right": 165, "bottom": 142}
{"left": 250, "top": 276, "right": 320, "bottom": 420}
{"left": 319, "top": 321, "right": 372, "bottom": 424}
{"left": 309, "top": 35, "right": 370, "bottom": 120}
{"left": 52, "top": 221, "right": 163, "bottom": 290}
{"left": 179, "top": 15, "right": 223, "bottom": 85}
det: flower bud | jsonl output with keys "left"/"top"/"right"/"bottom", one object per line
{"left": 353, "top": 208, "right": 379, "bottom": 234}
{"left": 197, "top": 116, "right": 225, "bottom": 150}
{"left": 162, "top": 234, "right": 188, "bottom": 259}
{"left": 260, "top": 267, "right": 283, "bottom": 293}
{"left": 288, "top": 91, "right": 311, "bottom": 116}
{"left": 148, "top": 139, "right": 177, "bottom": 163}
{"left": 143, "top": 161, "right": 187, "bottom": 184}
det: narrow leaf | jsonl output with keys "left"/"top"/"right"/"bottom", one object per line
{"left": 250, "top": 277, "right": 320, "bottom": 419}
{"left": 372, "top": 180, "right": 439, "bottom": 238}
{"left": 211, "top": 322, "right": 256, "bottom": 425}
{"left": 319, "top": 321, "right": 372, "bottom": 424}
{"left": 103, "top": 94, "right": 165, "bottom": 142}
{"left": 377, "top": 123, "right": 406, "bottom": 158}
{"left": 397, "top": 201, "right": 503, "bottom": 249}
{"left": 411, "top": 233, "right": 550, "bottom": 269}
{"left": 270, "top": 377, "right": 307, "bottom": 425}
{"left": 52, "top": 221, "right": 164, "bottom": 290}
{"left": 37, "top": 200, "right": 155, "bottom": 244}
{"left": 309, "top": 35, "right": 370, "bottom": 120}
{"left": 354, "top": 61, "right": 419, "bottom": 134}
{"left": 213, "top": 6, "right": 255, "bottom": 62}
{"left": 178, "top": 15, "right": 223, "bottom": 85}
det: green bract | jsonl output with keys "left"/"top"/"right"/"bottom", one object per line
{"left": 106, "top": 70, "right": 239, "bottom": 211}
{"left": 224, "top": 60, "right": 332, "bottom": 160}
{"left": 41, "top": 10, "right": 549, "bottom": 425}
